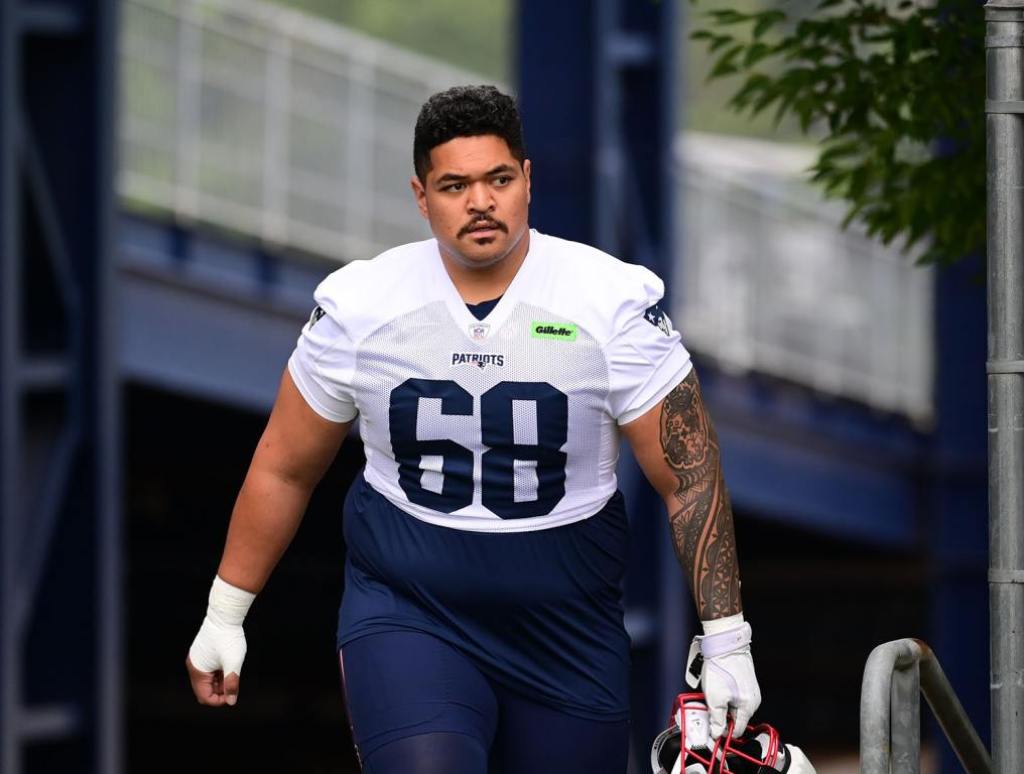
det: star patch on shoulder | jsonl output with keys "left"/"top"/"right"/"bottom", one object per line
{"left": 643, "top": 304, "right": 672, "bottom": 336}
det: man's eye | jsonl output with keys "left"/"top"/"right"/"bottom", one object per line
{"left": 443, "top": 183, "right": 466, "bottom": 192}
{"left": 494, "top": 176, "right": 511, "bottom": 186}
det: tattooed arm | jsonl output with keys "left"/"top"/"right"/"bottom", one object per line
{"left": 620, "top": 367, "right": 742, "bottom": 620}
{"left": 623, "top": 366, "right": 759, "bottom": 737}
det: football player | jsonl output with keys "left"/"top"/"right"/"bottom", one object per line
{"left": 186, "top": 85, "right": 761, "bottom": 773}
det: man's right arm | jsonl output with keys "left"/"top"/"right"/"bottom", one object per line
{"left": 186, "top": 368, "right": 352, "bottom": 706}
{"left": 217, "top": 368, "right": 351, "bottom": 592}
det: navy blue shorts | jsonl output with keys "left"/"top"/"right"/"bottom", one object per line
{"left": 337, "top": 474, "right": 632, "bottom": 721}
{"left": 340, "top": 629, "right": 631, "bottom": 773}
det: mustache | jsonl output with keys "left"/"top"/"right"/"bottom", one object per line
{"left": 459, "top": 217, "right": 508, "bottom": 238}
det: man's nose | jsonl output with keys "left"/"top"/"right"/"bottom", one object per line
{"left": 466, "top": 182, "right": 494, "bottom": 213}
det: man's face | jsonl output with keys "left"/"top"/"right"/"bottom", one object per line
{"left": 411, "top": 134, "right": 531, "bottom": 269}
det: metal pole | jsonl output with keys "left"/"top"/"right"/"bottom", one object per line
{"left": 0, "top": 3, "right": 21, "bottom": 772}
{"left": 98, "top": 1, "right": 124, "bottom": 771}
{"left": 890, "top": 655, "right": 921, "bottom": 774}
{"left": 985, "top": 3, "right": 1024, "bottom": 773}
{"left": 861, "top": 639, "right": 992, "bottom": 774}
{"left": 918, "top": 643, "right": 991, "bottom": 774}
{"left": 861, "top": 639, "right": 917, "bottom": 774}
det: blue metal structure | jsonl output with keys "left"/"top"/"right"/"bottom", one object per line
{"left": 929, "top": 255, "right": 989, "bottom": 770}
{"left": 118, "top": 214, "right": 325, "bottom": 410}
{"left": 0, "top": 0, "right": 989, "bottom": 768}
{"left": 0, "top": 0, "right": 120, "bottom": 772}
{"left": 518, "top": 0, "right": 686, "bottom": 756}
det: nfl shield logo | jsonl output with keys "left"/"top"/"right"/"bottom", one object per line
{"left": 469, "top": 322, "right": 490, "bottom": 341}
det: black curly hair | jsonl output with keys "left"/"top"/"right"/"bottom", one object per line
{"left": 413, "top": 85, "right": 526, "bottom": 182}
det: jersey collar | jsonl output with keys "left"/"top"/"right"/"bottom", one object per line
{"left": 432, "top": 229, "right": 543, "bottom": 344}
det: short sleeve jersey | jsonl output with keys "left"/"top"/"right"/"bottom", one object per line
{"left": 288, "top": 230, "right": 693, "bottom": 533}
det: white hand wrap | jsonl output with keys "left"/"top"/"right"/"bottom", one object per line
{"left": 188, "top": 576, "right": 255, "bottom": 676}
{"left": 685, "top": 614, "right": 761, "bottom": 739}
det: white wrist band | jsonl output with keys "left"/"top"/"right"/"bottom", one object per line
{"left": 207, "top": 575, "right": 256, "bottom": 627}
{"left": 701, "top": 612, "right": 744, "bottom": 636}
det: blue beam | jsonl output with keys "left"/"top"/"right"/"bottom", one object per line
{"left": 698, "top": 365, "right": 929, "bottom": 547}
{"left": 518, "top": 0, "right": 680, "bottom": 760}
{"left": 2, "top": 1, "right": 120, "bottom": 771}
{"left": 928, "top": 254, "right": 989, "bottom": 772}
{"left": 515, "top": 0, "right": 595, "bottom": 245}
{"left": 118, "top": 214, "right": 329, "bottom": 412}
{"left": 717, "top": 425, "right": 920, "bottom": 546}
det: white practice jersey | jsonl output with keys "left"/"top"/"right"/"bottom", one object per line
{"left": 288, "top": 230, "right": 693, "bottom": 533}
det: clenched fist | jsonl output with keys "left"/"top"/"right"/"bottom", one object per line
{"left": 186, "top": 576, "right": 255, "bottom": 707}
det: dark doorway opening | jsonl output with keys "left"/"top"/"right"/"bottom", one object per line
{"left": 125, "top": 384, "right": 364, "bottom": 773}
{"left": 736, "top": 510, "right": 927, "bottom": 761}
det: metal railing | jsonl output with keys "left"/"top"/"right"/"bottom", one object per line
{"left": 860, "top": 639, "right": 991, "bottom": 773}
{"left": 119, "top": 0, "right": 486, "bottom": 262}
{"left": 673, "top": 133, "right": 935, "bottom": 426}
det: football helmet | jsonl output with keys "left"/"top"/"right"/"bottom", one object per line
{"left": 650, "top": 693, "right": 816, "bottom": 774}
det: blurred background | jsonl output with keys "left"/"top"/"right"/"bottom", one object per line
{"left": 0, "top": 0, "right": 988, "bottom": 772}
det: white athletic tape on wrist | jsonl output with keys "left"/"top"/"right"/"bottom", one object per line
{"left": 188, "top": 576, "right": 255, "bottom": 674}
{"left": 208, "top": 575, "right": 256, "bottom": 625}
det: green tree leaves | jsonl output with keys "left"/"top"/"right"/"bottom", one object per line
{"left": 691, "top": 0, "right": 984, "bottom": 266}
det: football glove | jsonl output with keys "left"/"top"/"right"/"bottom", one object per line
{"left": 686, "top": 614, "right": 761, "bottom": 739}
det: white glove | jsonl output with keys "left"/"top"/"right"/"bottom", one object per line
{"left": 188, "top": 576, "right": 255, "bottom": 705}
{"left": 685, "top": 614, "right": 761, "bottom": 739}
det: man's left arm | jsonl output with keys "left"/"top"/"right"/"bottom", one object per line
{"left": 620, "top": 366, "right": 761, "bottom": 738}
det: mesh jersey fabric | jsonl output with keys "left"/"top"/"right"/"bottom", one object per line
{"left": 288, "top": 229, "right": 693, "bottom": 533}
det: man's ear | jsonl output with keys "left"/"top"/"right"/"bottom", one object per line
{"left": 410, "top": 175, "right": 429, "bottom": 220}
{"left": 523, "top": 159, "right": 531, "bottom": 204}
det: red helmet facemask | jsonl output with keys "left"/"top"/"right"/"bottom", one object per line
{"left": 650, "top": 692, "right": 787, "bottom": 774}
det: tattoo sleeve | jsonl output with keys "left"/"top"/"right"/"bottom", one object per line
{"left": 660, "top": 369, "right": 743, "bottom": 620}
